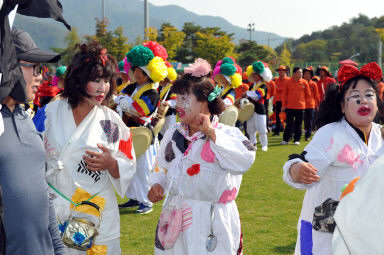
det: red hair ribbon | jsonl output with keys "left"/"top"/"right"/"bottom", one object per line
{"left": 99, "top": 48, "right": 108, "bottom": 67}
{"left": 338, "top": 62, "right": 383, "bottom": 87}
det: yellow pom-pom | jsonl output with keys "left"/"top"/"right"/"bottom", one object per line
{"left": 147, "top": 56, "right": 168, "bottom": 83}
{"left": 246, "top": 65, "right": 254, "bottom": 77}
{"left": 167, "top": 67, "right": 177, "bottom": 81}
{"left": 230, "top": 73, "right": 242, "bottom": 88}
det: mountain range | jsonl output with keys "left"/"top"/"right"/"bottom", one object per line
{"left": 13, "top": 0, "right": 286, "bottom": 51}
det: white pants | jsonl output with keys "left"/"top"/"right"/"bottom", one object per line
{"left": 246, "top": 112, "right": 268, "bottom": 147}
{"left": 63, "top": 237, "right": 121, "bottom": 254}
{"left": 125, "top": 138, "right": 158, "bottom": 206}
{"left": 160, "top": 114, "right": 176, "bottom": 136}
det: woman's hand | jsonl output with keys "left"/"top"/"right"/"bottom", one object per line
{"left": 148, "top": 184, "right": 164, "bottom": 203}
{"left": 83, "top": 144, "right": 119, "bottom": 178}
{"left": 289, "top": 161, "right": 320, "bottom": 184}
{"left": 197, "top": 113, "right": 216, "bottom": 143}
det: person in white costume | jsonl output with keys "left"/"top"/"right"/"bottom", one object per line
{"left": 282, "top": 62, "right": 384, "bottom": 255}
{"left": 43, "top": 42, "right": 136, "bottom": 255}
{"left": 332, "top": 154, "right": 384, "bottom": 255}
{"left": 243, "top": 61, "right": 273, "bottom": 151}
{"left": 147, "top": 58, "right": 256, "bottom": 255}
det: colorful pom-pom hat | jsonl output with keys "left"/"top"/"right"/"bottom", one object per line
{"left": 125, "top": 41, "right": 168, "bottom": 83}
{"left": 246, "top": 61, "right": 273, "bottom": 83}
{"left": 212, "top": 57, "right": 242, "bottom": 88}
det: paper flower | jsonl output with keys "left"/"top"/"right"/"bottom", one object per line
{"left": 187, "top": 164, "right": 200, "bottom": 176}
{"left": 184, "top": 58, "right": 212, "bottom": 77}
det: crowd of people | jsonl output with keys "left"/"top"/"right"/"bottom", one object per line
{"left": 1, "top": 25, "right": 384, "bottom": 255}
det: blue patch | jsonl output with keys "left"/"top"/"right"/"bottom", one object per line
{"left": 142, "top": 96, "right": 155, "bottom": 113}
{"left": 33, "top": 104, "right": 47, "bottom": 132}
{"left": 300, "top": 220, "right": 313, "bottom": 255}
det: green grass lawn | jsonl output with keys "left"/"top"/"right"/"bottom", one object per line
{"left": 118, "top": 134, "right": 309, "bottom": 255}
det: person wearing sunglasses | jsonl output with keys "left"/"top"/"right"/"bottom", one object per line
{"left": 0, "top": 28, "right": 64, "bottom": 255}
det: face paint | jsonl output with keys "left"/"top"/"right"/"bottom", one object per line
{"left": 176, "top": 94, "right": 192, "bottom": 118}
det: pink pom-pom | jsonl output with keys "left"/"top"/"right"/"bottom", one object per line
{"left": 184, "top": 58, "right": 212, "bottom": 77}
{"left": 213, "top": 60, "right": 223, "bottom": 70}
{"left": 212, "top": 66, "right": 221, "bottom": 80}
{"left": 51, "top": 76, "right": 59, "bottom": 87}
{"left": 123, "top": 56, "right": 132, "bottom": 79}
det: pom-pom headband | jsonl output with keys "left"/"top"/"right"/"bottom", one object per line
{"left": 184, "top": 58, "right": 212, "bottom": 77}
{"left": 338, "top": 62, "right": 383, "bottom": 87}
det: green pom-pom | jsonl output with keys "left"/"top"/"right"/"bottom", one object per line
{"left": 126, "top": 45, "right": 154, "bottom": 67}
{"left": 55, "top": 66, "right": 66, "bottom": 77}
{"left": 222, "top": 57, "right": 234, "bottom": 65}
{"left": 252, "top": 61, "right": 265, "bottom": 74}
{"left": 220, "top": 63, "right": 236, "bottom": 76}
{"left": 118, "top": 61, "right": 125, "bottom": 72}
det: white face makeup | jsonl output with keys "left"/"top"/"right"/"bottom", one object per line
{"left": 83, "top": 78, "right": 110, "bottom": 106}
{"left": 175, "top": 92, "right": 207, "bottom": 127}
{"left": 341, "top": 79, "right": 378, "bottom": 130}
{"left": 176, "top": 93, "right": 192, "bottom": 119}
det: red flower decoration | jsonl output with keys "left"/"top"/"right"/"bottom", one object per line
{"left": 187, "top": 164, "right": 200, "bottom": 176}
{"left": 338, "top": 62, "right": 383, "bottom": 87}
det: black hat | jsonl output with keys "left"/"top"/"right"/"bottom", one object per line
{"left": 12, "top": 28, "right": 60, "bottom": 63}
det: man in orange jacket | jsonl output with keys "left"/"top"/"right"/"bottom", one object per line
{"left": 303, "top": 67, "right": 319, "bottom": 141}
{"left": 273, "top": 65, "right": 289, "bottom": 136}
{"left": 281, "top": 67, "right": 310, "bottom": 145}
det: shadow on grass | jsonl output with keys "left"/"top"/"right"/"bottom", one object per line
{"left": 273, "top": 242, "right": 296, "bottom": 253}
{"left": 119, "top": 209, "right": 138, "bottom": 215}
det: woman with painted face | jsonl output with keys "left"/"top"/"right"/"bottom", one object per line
{"left": 41, "top": 41, "right": 136, "bottom": 254}
{"left": 282, "top": 62, "right": 384, "bottom": 255}
{"left": 147, "top": 58, "right": 255, "bottom": 254}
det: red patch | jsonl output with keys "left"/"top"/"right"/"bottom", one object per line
{"left": 187, "top": 164, "right": 200, "bottom": 176}
{"left": 118, "top": 133, "right": 133, "bottom": 159}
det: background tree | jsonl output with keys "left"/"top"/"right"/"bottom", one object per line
{"left": 51, "top": 26, "right": 81, "bottom": 65}
{"left": 158, "top": 23, "right": 185, "bottom": 60}
{"left": 235, "top": 40, "right": 276, "bottom": 69}
{"left": 279, "top": 43, "right": 291, "bottom": 67}
{"left": 144, "top": 27, "right": 158, "bottom": 42}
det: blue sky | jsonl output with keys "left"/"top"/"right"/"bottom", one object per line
{"left": 152, "top": 0, "right": 384, "bottom": 38}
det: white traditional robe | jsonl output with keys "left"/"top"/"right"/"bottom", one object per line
{"left": 283, "top": 118, "right": 384, "bottom": 255}
{"left": 332, "top": 154, "right": 384, "bottom": 255}
{"left": 44, "top": 99, "right": 136, "bottom": 253}
{"left": 150, "top": 123, "right": 255, "bottom": 254}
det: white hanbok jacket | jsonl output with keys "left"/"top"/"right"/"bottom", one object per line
{"left": 283, "top": 118, "right": 384, "bottom": 255}
{"left": 44, "top": 99, "right": 136, "bottom": 243}
{"left": 150, "top": 123, "right": 255, "bottom": 255}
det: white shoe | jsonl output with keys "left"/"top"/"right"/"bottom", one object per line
{"left": 261, "top": 146, "right": 268, "bottom": 151}
{"left": 281, "top": 141, "right": 288, "bottom": 145}
{"left": 294, "top": 141, "right": 300, "bottom": 145}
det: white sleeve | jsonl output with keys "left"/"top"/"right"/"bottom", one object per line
{"left": 167, "top": 99, "right": 177, "bottom": 108}
{"left": 148, "top": 129, "right": 174, "bottom": 190}
{"left": 210, "top": 125, "right": 255, "bottom": 175}
{"left": 282, "top": 125, "right": 335, "bottom": 190}
{"left": 246, "top": 90, "right": 260, "bottom": 100}
{"left": 108, "top": 123, "right": 136, "bottom": 198}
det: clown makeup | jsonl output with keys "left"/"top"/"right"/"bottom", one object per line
{"left": 342, "top": 79, "right": 378, "bottom": 132}
{"left": 84, "top": 78, "right": 110, "bottom": 106}
{"left": 176, "top": 93, "right": 192, "bottom": 118}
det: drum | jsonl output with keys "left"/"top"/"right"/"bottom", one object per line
{"left": 236, "top": 98, "right": 255, "bottom": 122}
{"left": 219, "top": 105, "right": 238, "bottom": 126}
{"left": 130, "top": 126, "right": 153, "bottom": 157}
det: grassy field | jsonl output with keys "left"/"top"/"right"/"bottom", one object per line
{"left": 118, "top": 134, "right": 309, "bottom": 255}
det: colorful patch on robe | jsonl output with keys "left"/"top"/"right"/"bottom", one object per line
{"left": 70, "top": 187, "right": 105, "bottom": 217}
{"left": 201, "top": 140, "right": 215, "bottom": 162}
{"left": 99, "top": 120, "right": 119, "bottom": 143}
{"left": 86, "top": 244, "right": 107, "bottom": 255}
{"left": 181, "top": 205, "right": 192, "bottom": 232}
{"left": 300, "top": 220, "right": 313, "bottom": 255}
{"left": 337, "top": 144, "right": 363, "bottom": 169}
{"left": 118, "top": 133, "right": 133, "bottom": 160}
{"left": 187, "top": 164, "right": 200, "bottom": 176}
{"left": 165, "top": 141, "right": 175, "bottom": 162}
{"left": 218, "top": 187, "right": 238, "bottom": 204}
{"left": 242, "top": 139, "right": 255, "bottom": 151}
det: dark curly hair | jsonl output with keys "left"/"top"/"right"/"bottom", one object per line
{"left": 63, "top": 41, "right": 117, "bottom": 108}
{"left": 316, "top": 76, "right": 384, "bottom": 128}
{"left": 171, "top": 73, "right": 225, "bottom": 115}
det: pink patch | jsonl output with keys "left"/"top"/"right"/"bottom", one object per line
{"left": 201, "top": 140, "right": 215, "bottom": 162}
{"left": 326, "top": 137, "right": 334, "bottom": 151}
{"left": 181, "top": 206, "right": 192, "bottom": 232}
{"left": 218, "top": 187, "right": 238, "bottom": 204}
{"left": 337, "top": 144, "right": 363, "bottom": 169}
